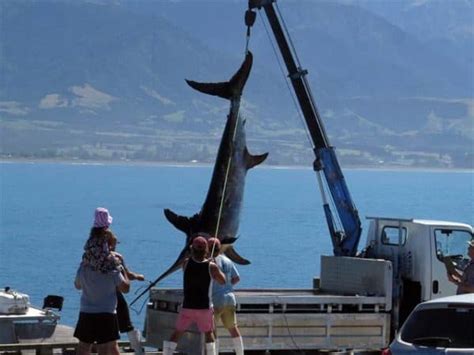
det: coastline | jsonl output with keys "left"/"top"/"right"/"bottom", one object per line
{"left": 0, "top": 157, "right": 473, "bottom": 173}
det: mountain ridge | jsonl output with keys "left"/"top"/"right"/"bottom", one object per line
{"left": 0, "top": 0, "right": 472, "bottom": 168}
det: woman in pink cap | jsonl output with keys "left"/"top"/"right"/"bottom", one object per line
{"left": 74, "top": 207, "right": 130, "bottom": 355}
{"left": 82, "top": 207, "right": 120, "bottom": 273}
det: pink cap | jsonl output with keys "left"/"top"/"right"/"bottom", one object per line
{"left": 208, "top": 237, "right": 221, "bottom": 249}
{"left": 93, "top": 207, "right": 113, "bottom": 228}
{"left": 192, "top": 236, "right": 208, "bottom": 251}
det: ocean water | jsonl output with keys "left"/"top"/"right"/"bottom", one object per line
{"left": 0, "top": 162, "right": 473, "bottom": 332}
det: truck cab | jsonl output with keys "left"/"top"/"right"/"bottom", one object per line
{"left": 364, "top": 217, "right": 473, "bottom": 323}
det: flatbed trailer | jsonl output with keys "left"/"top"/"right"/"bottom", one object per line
{"left": 145, "top": 256, "right": 393, "bottom": 354}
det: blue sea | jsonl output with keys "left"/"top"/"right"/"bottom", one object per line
{"left": 0, "top": 162, "right": 473, "bottom": 332}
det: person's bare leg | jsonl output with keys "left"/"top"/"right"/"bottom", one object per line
{"left": 76, "top": 341, "right": 92, "bottom": 355}
{"left": 163, "top": 330, "right": 183, "bottom": 355}
{"left": 205, "top": 331, "right": 215, "bottom": 343}
{"left": 169, "top": 329, "right": 184, "bottom": 343}
{"left": 97, "top": 340, "right": 120, "bottom": 355}
{"left": 229, "top": 326, "right": 241, "bottom": 338}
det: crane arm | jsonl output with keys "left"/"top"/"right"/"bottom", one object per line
{"left": 248, "top": 0, "right": 362, "bottom": 256}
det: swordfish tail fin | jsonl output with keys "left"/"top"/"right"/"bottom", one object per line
{"left": 185, "top": 51, "right": 253, "bottom": 100}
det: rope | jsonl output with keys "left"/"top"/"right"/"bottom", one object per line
{"left": 129, "top": 281, "right": 153, "bottom": 315}
{"left": 258, "top": 11, "right": 313, "bottom": 149}
{"left": 276, "top": 296, "right": 305, "bottom": 354}
{"left": 275, "top": 3, "right": 302, "bottom": 69}
{"left": 132, "top": 9, "right": 250, "bottom": 307}
{"left": 259, "top": 8, "right": 344, "bottom": 233}
{"left": 210, "top": 9, "right": 255, "bottom": 258}
{"left": 211, "top": 98, "right": 241, "bottom": 258}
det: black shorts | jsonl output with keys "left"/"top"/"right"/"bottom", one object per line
{"left": 74, "top": 312, "right": 120, "bottom": 344}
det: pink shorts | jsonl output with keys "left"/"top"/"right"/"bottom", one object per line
{"left": 175, "top": 308, "right": 214, "bottom": 333}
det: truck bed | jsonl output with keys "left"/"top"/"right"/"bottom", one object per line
{"left": 145, "top": 256, "right": 393, "bottom": 353}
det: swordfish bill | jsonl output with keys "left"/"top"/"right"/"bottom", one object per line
{"left": 150, "top": 52, "right": 267, "bottom": 288}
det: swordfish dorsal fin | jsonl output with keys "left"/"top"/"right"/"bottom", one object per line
{"left": 185, "top": 51, "right": 253, "bottom": 100}
{"left": 245, "top": 148, "right": 268, "bottom": 170}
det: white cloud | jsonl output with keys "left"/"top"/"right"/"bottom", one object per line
{"left": 0, "top": 101, "right": 30, "bottom": 116}
{"left": 70, "top": 84, "right": 117, "bottom": 110}
{"left": 163, "top": 110, "right": 185, "bottom": 123}
{"left": 406, "top": 97, "right": 474, "bottom": 118}
{"left": 411, "top": 0, "right": 431, "bottom": 7}
{"left": 463, "top": 98, "right": 474, "bottom": 117}
{"left": 141, "top": 86, "right": 175, "bottom": 106}
{"left": 39, "top": 94, "right": 69, "bottom": 109}
{"left": 83, "top": 0, "right": 121, "bottom": 5}
{"left": 323, "top": 109, "right": 335, "bottom": 118}
{"left": 425, "top": 111, "right": 443, "bottom": 133}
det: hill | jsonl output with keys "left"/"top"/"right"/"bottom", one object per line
{"left": 0, "top": 0, "right": 472, "bottom": 168}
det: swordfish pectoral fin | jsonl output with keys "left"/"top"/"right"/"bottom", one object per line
{"left": 185, "top": 51, "right": 253, "bottom": 100}
{"left": 220, "top": 236, "right": 238, "bottom": 245}
{"left": 244, "top": 148, "right": 268, "bottom": 170}
{"left": 224, "top": 246, "right": 251, "bottom": 265}
{"left": 164, "top": 208, "right": 192, "bottom": 234}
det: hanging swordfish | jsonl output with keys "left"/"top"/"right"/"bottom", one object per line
{"left": 155, "top": 51, "right": 267, "bottom": 287}
{"left": 130, "top": 52, "right": 267, "bottom": 306}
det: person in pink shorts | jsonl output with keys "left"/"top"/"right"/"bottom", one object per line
{"left": 162, "top": 236, "right": 225, "bottom": 355}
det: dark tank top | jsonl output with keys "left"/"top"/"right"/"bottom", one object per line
{"left": 182, "top": 258, "right": 212, "bottom": 309}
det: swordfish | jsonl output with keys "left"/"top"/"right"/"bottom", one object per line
{"left": 160, "top": 51, "right": 267, "bottom": 284}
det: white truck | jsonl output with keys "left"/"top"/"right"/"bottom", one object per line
{"left": 144, "top": 217, "right": 473, "bottom": 353}
{"left": 144, "top": 1, "right": 473, "bottom": 353}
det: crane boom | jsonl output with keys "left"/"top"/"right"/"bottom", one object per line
{"left": 248, "top": 0, "right": 362, "bottom": 256}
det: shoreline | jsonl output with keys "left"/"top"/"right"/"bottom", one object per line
{"left": 0, "top": 157, "right": 472, "bottom": 173}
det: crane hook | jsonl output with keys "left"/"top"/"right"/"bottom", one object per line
{"left": 244, "top": 9, "right": 257, "bottom": 54}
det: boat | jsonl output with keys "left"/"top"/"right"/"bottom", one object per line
{"left": 0, "top": 287, "right": 76, "bottom": 347}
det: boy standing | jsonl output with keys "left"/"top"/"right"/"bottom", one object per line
{"left": 162, "top": 236, "right": 225, "bottom": 355}
{"left": 209, "top": 237, "right": 244, "bottom": 355}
